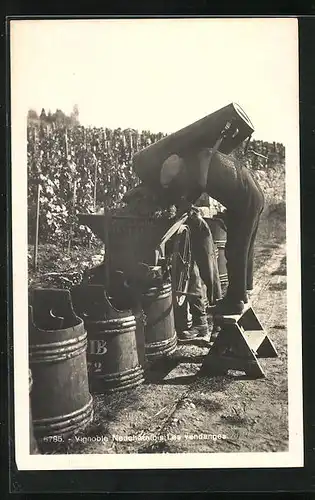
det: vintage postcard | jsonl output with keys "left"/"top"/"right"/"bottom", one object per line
{"left": 10, "top": 17, "right": 302, "bottom": 470}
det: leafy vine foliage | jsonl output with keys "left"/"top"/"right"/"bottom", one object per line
{"left": 27, "top": 108, "right": 285, "bottom": 246}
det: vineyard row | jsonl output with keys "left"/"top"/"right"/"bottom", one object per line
{"left": 27, "top": 123, "right": 286, "bottom": 246}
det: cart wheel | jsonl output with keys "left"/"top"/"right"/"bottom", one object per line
{"left": 171, "top": 224, "right": 192, "bottom": 307}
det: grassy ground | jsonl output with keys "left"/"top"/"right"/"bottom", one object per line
{"left": 31, "top": 208, "right": 288, "bottom": 455}
{"left": 28, "top": 241, "right": 105, "bottom": 290}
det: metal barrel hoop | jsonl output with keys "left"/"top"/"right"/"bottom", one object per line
{"left": 75, "top": 284, "right": 145, "bottom": 393}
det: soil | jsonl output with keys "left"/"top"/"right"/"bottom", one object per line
{"left": 33, "top": 213, "right": 288, "bottom": 455}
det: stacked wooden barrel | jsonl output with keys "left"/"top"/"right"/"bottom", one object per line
{"left": 142, "top": 280, "right": 177, "bottom": 360}
{"left": 103, "top": 214, "right": 171, "bottom": 285}
{"left": 71, "top": 284, "right": 145, "bottom": 392}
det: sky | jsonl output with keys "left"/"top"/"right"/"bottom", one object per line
{"left": 11, "top": 18, "right": 299, "bottom": 144}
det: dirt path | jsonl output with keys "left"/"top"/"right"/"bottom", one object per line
{"left": 46, "top": 242, "right": 288, "bottom": 455}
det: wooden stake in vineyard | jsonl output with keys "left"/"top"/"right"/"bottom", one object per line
{"left": 33, "top": 127, "right": 37, "bottom": 150}
{"left": 65, "top": 128, "right": 69, "bottom": 158}
{"left": 67, "top": 179, "right": 77, "bottom": 254}
{"left": 129, "top": 131, "right": 133, "bottom": 160}
{"left": 33, "top": 182, "right": 41, "bottom": 271}
{"left": 93, "top": 155, "right": 98, "bottom": 212}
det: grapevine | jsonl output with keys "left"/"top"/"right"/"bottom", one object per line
{"left": 27, "top": 120, "right": 285, "bottom": 246}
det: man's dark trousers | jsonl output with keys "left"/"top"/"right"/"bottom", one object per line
{"left": 186, "top": 149, "right": 265, "bottom": 305}
{"left": 222, "top": 165, "right": 265, "bottom": 302}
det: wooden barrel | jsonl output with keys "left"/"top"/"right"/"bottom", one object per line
{"left": 104, "top": 215, "right": 171, "bottom": 284}
{"left": 72, "top": 285, "right": 144, "bottom": 393}
{"left": 133, "top": 305, "right": 147, "bottom": 369}
{"left": 174, "top": 299, "right": 192, "bottom": 334}
{"left": 206, "top": 217, "right": 228, "bottom": 286}
{"left": 29, "top": 289, "right": 93, "bottom": 440}
{"left": 142, "top": 281, "right": 177, "bottom": 359}
{"left": 29, "top": 369, "right": 39, "bottom": 454}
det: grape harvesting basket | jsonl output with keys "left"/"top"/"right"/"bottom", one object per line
{"left": 78, "top": 212, "right": 192, "bottom": 307}
{"left": 79, "top": 103, "right": 256, "bottom": 303}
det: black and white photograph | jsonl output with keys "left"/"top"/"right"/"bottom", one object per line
{"left": 10, "top": 17, "right": 302, "bottom": 470}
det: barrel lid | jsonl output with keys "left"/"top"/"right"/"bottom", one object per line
{"left": 232, "top": 102, "right": 255, "bottom": 132}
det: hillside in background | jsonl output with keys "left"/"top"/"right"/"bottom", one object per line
{"left": 27, "top": 108, "right": 285, "bottom": 246}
